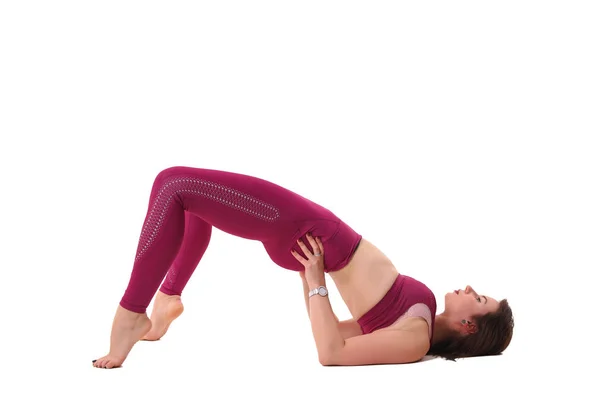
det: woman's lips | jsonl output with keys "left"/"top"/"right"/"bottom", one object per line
{"left": 454, "top": 290, "right": 459, "bottom": 294}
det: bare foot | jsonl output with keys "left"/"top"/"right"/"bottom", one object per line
{"left": 92, "top": 305, "right": 151, "bottom": 369}
{"left": 142, "top": 291, "right": 184, "bottom": 341}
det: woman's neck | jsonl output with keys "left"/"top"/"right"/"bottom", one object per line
{"left": 432, "top": 314, "right": 457, "bottom": 345}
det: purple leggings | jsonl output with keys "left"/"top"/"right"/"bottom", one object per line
{"left": 120, "top": 166, "right": 362, "bottom": 313}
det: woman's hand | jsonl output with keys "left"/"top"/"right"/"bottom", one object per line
{"left": 291, "top": 233, "right": 325, "bottom": 287}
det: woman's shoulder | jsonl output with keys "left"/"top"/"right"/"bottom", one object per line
{"left": 384, "top": 302, "right": 433, "bottom": 338}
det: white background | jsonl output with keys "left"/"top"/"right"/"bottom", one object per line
{"left": 1, "top": 1, "right": 598, "bottom": 399}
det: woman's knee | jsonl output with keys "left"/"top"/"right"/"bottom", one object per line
{"left": 153, "top": 166, "right": 188, "bottom": 186}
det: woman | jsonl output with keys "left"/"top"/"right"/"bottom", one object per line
{"left": 92, "top": 166, "right": 514, "bottom": 369}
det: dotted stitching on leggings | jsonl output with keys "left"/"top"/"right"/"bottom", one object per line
{"left": 165, "top": 269, "right": 177, "bottom": 289}
{"left": 135, "top": 176, "right": 280, "bottom": 261}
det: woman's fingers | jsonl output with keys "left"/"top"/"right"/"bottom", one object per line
{"left": 305, "top": 234, "right": 320, "bottom": 255}
{"left": 296, "top": 238, "right": 310, "bottom": 256}
{"left": 315, "top": 236, "right": 324, "bottom": 254}
{"left": 291, "top": 249, "right": 307, "bottom": 266}
{"left": 293, "top": 234, "right": 324, "bottom": 267}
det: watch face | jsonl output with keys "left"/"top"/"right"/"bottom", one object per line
{"left": 318, "top": 287, "right": 327, "bottom": 296}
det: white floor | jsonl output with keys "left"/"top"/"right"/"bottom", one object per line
{"left": 1, "top": 1, "right": 597, "bottom": 399}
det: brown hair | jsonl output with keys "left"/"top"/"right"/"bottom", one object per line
{"left": 427, "top": 299, "right": 514, "bottom": 361}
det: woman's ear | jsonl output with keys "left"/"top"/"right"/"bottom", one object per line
{"left": 461, "top": 319, "right": 478, "bottom": 334}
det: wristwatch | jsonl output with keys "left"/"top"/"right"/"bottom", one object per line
{"left": 308, "top": 285, "right": 328, "bottom": 298}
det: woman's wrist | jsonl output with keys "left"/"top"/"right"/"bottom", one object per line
{"left": 307, "top": 276, "right": 326, "bottom": 288}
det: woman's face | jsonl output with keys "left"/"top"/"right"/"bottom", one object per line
{"left": 444, "top": 285, "right": 500, "bottom": 319}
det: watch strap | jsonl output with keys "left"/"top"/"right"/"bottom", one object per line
{"left": 308, "top": 285, "right": 328, "bottom": 297}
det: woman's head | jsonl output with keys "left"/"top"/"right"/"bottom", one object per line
{"left": 428, "top": 285, "right": 514, "bottom": 361}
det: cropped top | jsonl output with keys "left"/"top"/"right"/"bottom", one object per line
{"left": 357, "top": 274, "right": 437, "bottom": 344}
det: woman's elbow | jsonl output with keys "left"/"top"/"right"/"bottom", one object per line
{"left": 318, "top": 348, "right": 341, "bottom": 366}
{"left": 318, "top": 355, "right": 335, "bottom": 366}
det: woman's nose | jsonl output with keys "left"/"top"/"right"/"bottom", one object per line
{"left": 466, "top": 285, "right": 479, "bottom": 297}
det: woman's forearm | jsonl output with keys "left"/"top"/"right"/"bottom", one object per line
{"left": 302, "top": 276, "right": 311, "bottom": 317}
{"left": 307, "top": 278, "right": 345, "bottom": 362}
{"left": 301, "top": 275, "right": 339, "bottom": 322}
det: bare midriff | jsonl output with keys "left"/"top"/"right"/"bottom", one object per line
{"left": 328, "top": 237, "right": 401, "bottom": 322}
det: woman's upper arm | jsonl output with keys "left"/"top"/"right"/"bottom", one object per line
{"left": 324, "top": 327, "right": 430, "bottom": 366}
{"left": 338, "top": 318, "right": 364, "bottom": 340}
